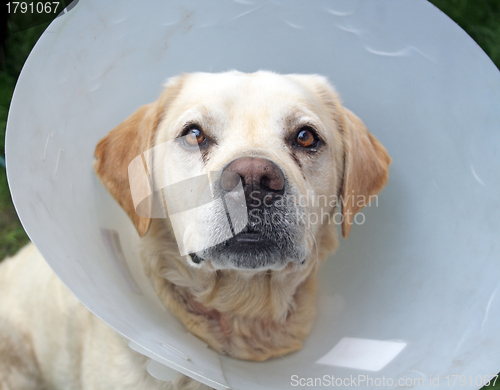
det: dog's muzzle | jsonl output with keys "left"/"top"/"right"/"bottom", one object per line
{"left": 192, "top": 157, "right": 307, "bottom": 270}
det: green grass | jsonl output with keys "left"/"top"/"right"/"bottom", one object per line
{"left": 0, "top": 19, "right": 47, "bottom": 258}
{"left": 430, "top": 0, "right": 500, "bottom": 68}
{"left": 0, "top": 167, "right": 28, "bottom": 259}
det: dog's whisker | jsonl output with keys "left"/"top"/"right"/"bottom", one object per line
{"left": 305, "top": 226, "right": 320, "bottom": 265}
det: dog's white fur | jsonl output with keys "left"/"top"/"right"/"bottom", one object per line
{"left": 0, "top": 71, "right": 390, "bottom": 389}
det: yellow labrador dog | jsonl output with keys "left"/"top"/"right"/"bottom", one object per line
{"left": 0, "top": 71, "right": 390, "bottom": 390}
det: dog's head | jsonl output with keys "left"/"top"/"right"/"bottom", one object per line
{"left": 95, "top": 71, "right": 390, "bottom": 271}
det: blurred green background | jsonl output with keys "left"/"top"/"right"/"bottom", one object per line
{"left": 0, "top": 1, "right": 499, "bottom": 386}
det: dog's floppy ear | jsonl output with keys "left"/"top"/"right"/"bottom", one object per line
{"left": 94, "top": 76, "right": 185, "bottom": 237}
{"left": 340, "top": 108, "right": 391, "bottom": 239}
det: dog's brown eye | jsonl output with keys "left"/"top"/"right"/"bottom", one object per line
{"left": 295, "top": 127, "right": 317, "bottom": 148}
{"left": 182, "top": 125, "right": 206, "bottom": 147}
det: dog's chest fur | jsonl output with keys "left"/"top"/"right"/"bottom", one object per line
{"left": 142, "top": 220, "right": 338, "bottom": 361}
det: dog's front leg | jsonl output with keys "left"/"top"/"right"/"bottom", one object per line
{"left": 0, "top": 317, "right": 44, "bottom": 390}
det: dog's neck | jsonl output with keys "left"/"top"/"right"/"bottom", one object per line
{"left": 142, "top": 220, "right": 337, "bottom": 361}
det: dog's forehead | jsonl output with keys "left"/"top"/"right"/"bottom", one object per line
{"left": 175, "top": 71, "right": 322, "bottom": 117}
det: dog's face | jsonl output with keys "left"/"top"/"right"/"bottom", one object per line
{"left": 95, "top": 71, "right": 390, "bottom": 271}
{"left": 152, "top": 72, "right": 344, "bottom": 270}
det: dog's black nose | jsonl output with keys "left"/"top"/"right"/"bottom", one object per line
{"left": 220, "top": 158, "right": 285, "bottom": 204}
